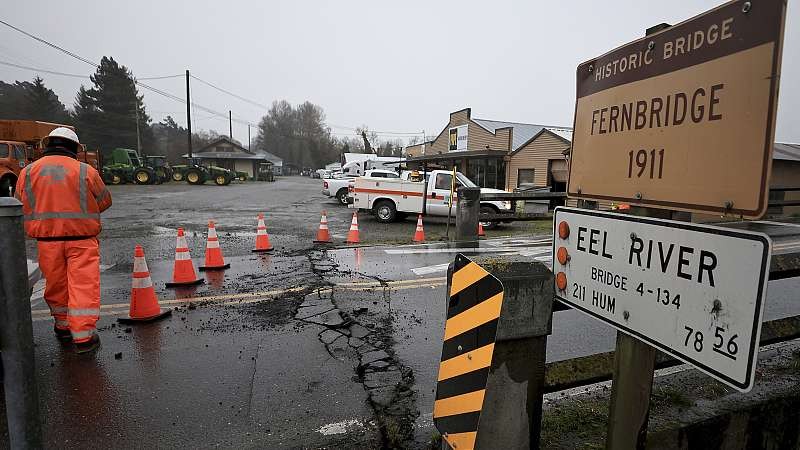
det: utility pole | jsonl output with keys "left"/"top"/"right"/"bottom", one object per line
{"left": 229, "top": 110, "right": 233, "bottom": 140}
{"left": 422, "top": 130, "right": 426, "bottom": 155}
{"left": 248, "top": 125, "right": 251, "bottom": 151}
{"left": 186, "top": 69, "right": 193, "bottom": 158}
{"left": 135, "top": 105, "right": 142, "bottom": 155}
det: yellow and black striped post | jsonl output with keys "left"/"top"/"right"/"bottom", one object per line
{"left": 434, "top": 254, "right": 504, "bottom": 449}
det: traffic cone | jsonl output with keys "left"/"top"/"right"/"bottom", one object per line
{"left": 118, "top": 245, "right": 172, "bottom": 324}
{"left": 345, "top": 212, "right": 360, "bottom": 244}
{"left": 200, "top": 220, "right": 230, "bottom": 270}
{"left": 478, "top": 222, "right": 486, "bottom": 238}
{"left": 252, "top": 214, "right": 274, "bottom": 252}
{"left": 165, "top": 228, "right": 204, "bottom": 287}
{"left": 313, "top": 211, "right": 332, "bottom": 243}
{"left": 412, "top": 214, "right": 425, "bottom": 242}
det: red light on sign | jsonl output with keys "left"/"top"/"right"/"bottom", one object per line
{"left": 556, "top": 272, "right": 567, "bottom": 291}
{"left": 557, "top": 247, "right": 570, "bottom": 265}
{"left": 558, "top": 221, "right": 570, "bottom": 239}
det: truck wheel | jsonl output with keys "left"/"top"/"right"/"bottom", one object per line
{"left": 374, "top": 200, "right": 397, "bottom": 223}
{"left": 0, "top": 176, "right": 15, "bottom": 197}
{"left": 336, "top": 188, "right": 349, "bottom": 205}
{"left": 133, "top": 169, "right": 153, "bottom": 185}
{"left": 172, "top": 171, "right": 184, "bottom": 182}
{"left": 186, "top": 169, "right": 204, "bottom": 185}
{"left": 480, "top": 205, "right": 499, "bottom": 230}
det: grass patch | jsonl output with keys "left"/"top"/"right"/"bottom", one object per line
{"left": 651, "top": 386, "right": 693, "bottom": 409}
{"left": 540, "top": 398, "right": 608, "bottom": 449}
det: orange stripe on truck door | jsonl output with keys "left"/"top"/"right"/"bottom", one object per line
{"left": 353, "top": 187, "right": 423, "bottom": 197}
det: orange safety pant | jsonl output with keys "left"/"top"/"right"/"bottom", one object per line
{"left": 37, "top": 237, "right": 101, "bottom": 343}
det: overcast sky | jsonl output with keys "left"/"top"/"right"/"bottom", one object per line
{"left": 1, "top": 0, "right": 798, "bottom": 144}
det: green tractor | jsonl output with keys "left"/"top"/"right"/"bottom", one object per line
{"left": 143, "top": 156, "right": 173, "bottom": 183}
{"left": 101, "top": 148, "right": 158, "bottom": 185}
{"left": 172, "top": 157, "right": 234, "bottom": 186}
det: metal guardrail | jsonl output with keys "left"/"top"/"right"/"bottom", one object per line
{"left": 543, "top": 314, "right": 800, "bottom": 393}
{"left": 479, "top": 191, "right": 565, "bottom": 222}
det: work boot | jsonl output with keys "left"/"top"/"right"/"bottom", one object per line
{"left": 54, "top": 326, "right": 72, "bottom": 342}
{"left": 74, "top": 334, "right": 101, "bottom": 354}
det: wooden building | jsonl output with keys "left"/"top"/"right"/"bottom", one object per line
{"left": 183, "top": 137, "right": 283, "bottom": 178}
{"left": 404, "top": 107, "right": 572, "bottom": 192}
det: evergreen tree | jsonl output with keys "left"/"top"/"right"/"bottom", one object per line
{"left": 84, "top": 56, "right": 150, "bottom": 151}
{"left": 23, "top": 76, "right": 70, "bottom": 123}
{"left": 72, "top": 85, "right": 101, "bottom": 148}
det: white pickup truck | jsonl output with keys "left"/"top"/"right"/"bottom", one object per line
{"left": 322, "top": 169, "right": 399, "bottom": 205}
{"left": 349, "top": 170, "right": 512, "bottom": 228}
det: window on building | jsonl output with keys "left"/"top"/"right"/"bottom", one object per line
{"left": 517, "top": 169, "right": 535, "bottom": 187}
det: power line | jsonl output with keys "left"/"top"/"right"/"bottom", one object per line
{"left": 138, "top": 74, "right": 183, "bottom": 80}
{"left": 0, "top": 59, "right": 89, "bottom": 78}
{"left": 0, "top": 19, "right": 260, "bottom": 128}
{"left": 190, "top": 74, "right": 268, "bottom": 109}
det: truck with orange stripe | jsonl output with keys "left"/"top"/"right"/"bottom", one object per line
{"left": 350, "top": 169, "right": 512, "bottom": 228}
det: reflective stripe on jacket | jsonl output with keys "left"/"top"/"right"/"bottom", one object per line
{"left": 15, "top": 154, "right": 112, "bottom": 239}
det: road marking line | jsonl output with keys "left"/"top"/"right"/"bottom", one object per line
{"left": 517, "top": 248, "right": 552, "bottom": 257}
{"left": 31, "top": 277, "right": 449, "bottom": 319}
{"left": 412, "top": 263, "right": 451, "bottom": 276}
{"left": 385, "top": 247, "right": 520, "bottom": 255}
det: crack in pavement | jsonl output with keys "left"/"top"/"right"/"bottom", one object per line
{"left": 298, "top": 251, "right": 419, "bottom": 449}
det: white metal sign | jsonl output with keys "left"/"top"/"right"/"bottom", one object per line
{"left": 552, "top": 207, "right": 771, "bottom": 391}
{"left": 448, "top": 125, "right": 468, "bottom": 151}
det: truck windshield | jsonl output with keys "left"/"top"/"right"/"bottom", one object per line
{"left": 456, "top": 173, "right": 477, "bottom": 187}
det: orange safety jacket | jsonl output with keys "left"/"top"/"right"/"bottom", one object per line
{"left": 15, "top": 154, "right": 112, "bottom": 239}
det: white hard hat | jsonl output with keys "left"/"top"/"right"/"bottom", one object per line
{"left": 42, "top": 127, "right": 80, "bottom": 147}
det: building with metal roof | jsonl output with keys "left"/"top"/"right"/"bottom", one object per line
{"left": 182, "top": 137, "right": 283, "bottom": 177}
{"left": 404, "top": 108, "right": 572, "bottom": 192}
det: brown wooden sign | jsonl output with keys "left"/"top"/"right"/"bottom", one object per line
{"left": 568, "top": 0, "right": 786, "bottom": 218}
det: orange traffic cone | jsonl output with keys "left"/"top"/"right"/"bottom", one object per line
{"left": 413, "top": 214, "right": 425, "bottom": 242}
{"left": 118, "top": 245, "right": 172, "bottom": 323}
{"left": 165, "top": 228, "right": 204, "bottom": 287}
{"left": 200, "top": 220, "right": 230, "bottom": 270}
{"left": 253, "top": 213, "right": 274, "bottom": 252}
{"left": 478, "top": 222, "right": 486, "bottom": 238}
{"left": 313, "top": 211, "right": 332, "bottom": 243}
{"left": 345, "top": 212, "right": 360, "bottom": 244}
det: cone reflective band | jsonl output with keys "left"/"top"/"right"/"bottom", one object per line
{"left": 345, "top": 212, "right": 360, "bottom": 244}
{"left": 200, "top": 220, "right": 230, "bottom": 270}
{"left": 165, "top": 227, "right": 204, "bottom": 287}
{"left": 413, "top": 214, "right": 425, "bottom": 242}
{"left": 434, "top": 254, "right": 504, "bottom": 450}
{"left": 313, "top": 211, "right": 332, "bottom": 243}
{"left": 253, "top": 213, "right": 274, "bottom": 252}
{"left": 119, "top": 245, "right": 172, "bottom": 324}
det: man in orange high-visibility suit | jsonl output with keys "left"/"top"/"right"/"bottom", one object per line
{"left": 15, "top": 127, "right": 112, "bottom": 354}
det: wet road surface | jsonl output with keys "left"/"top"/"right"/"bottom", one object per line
{"left": 4, "top": 176, "right": 800, "bottom": 449}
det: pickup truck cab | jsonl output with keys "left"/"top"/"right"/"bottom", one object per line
{"left": 322, "top": 169, "right": 399, "bottom": 205}
{"left": 0, "top": 140, "right": 28, "bottom": 196}
{"left": 350, "top": 170, "right": 512, "bottom": 228}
